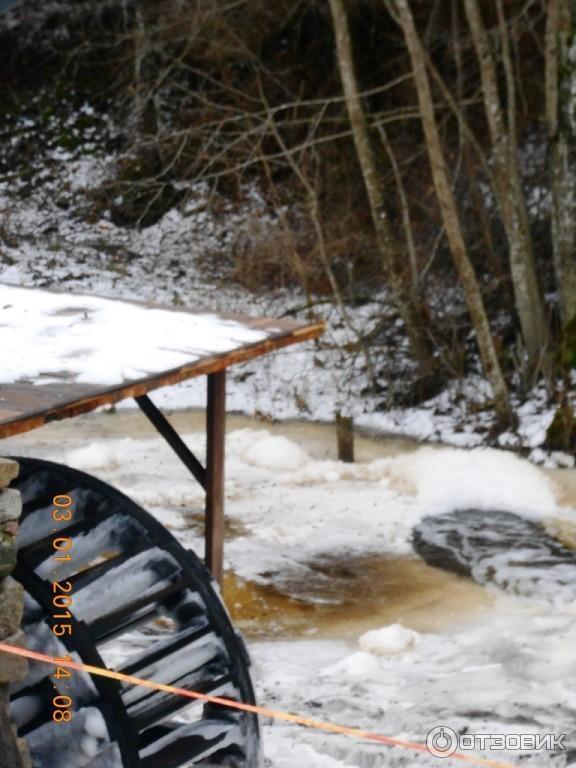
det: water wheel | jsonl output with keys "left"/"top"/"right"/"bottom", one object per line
{"left": 7, "top": 457, "right": 261, "bottom": 768}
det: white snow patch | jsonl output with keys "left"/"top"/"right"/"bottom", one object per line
{"left": 66, "top": 441, "right": 129, "bottom": 470}
{"left": 241, "top": 434, "right": 310, "bottom": 471}
{"left": 4, "top": 416, "right": 576, "bottom": 767}
{"left": 358, "top": 624, "right": 420, "bottom": 655}
{"left": 389, "top": 446, "right": 557, "bottom": 519}
{"left": 321, "top": 650, "right": 381, "bottom": 678}
{"left": 0, "top": 284, "right": 266, "bottom": 386}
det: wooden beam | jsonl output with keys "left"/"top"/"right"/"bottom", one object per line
{"left": 135, "top": 395, "right": 207, "bottom": 489}
{"left": 205, "top": 370, "right": 226, "bottom": 584}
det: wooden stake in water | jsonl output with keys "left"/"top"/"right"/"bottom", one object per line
{"left": 336, "top": 411, "right": 354, "bottom": 463}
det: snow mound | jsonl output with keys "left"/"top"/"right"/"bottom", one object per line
{"left": 321, "top": 651, "right": 380, "bottom": 678}
{"left": 390, "top": 446, "right": 556, "bottom": 519}
{"left": 358, "top": 623, "right": 420, "bottom": 655}
{"left": 66, "top": 442, "right": 125, "bottom": 471}
{"left": 242, "top": 434, "right": 310, "bottom": 471}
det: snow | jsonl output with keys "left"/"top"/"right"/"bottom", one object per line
{"left": 358, "top": 624, "right": 420, "bottom": 655}
{"left": 1, "top": 27, "right": 574, "bottom": 768}
{"left": 4, "top": 412, "right": 576, "bottom": 767}
{"left": 241, "top": 434, "right": 310, "bottom": 471}
{"left": 65, "top": 442, "right": 125, "bottom": 471}
{"left": 251, "top": 607, "right": 576, "bottom": 767}
{"left": 551, "top": 451, "right": 575, "bottom": 469}
{"left": 0, "top": 144, "right": 570, "bottom": 459}
{"left": 0, "top": 283, "right": 266, "bottom": 386}
{"left": 388, "top": 445, "right": 558, "bottom": 519}
{"left": 10, "top": 423, "right": 570, "bottom": 583}
{"left": 321, "top": 650, "right": 381, "bottom": 679}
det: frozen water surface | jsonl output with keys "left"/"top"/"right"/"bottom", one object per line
{"left": 3, "top": 414, "right": 576, "bottom": 767}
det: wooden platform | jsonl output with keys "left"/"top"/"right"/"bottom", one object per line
{"left": 0, "top": 284, "right": 323, "bottom": 436}
{"left": 0, "top": 284, "right": 324, "bottom": 581}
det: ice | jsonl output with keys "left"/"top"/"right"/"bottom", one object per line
{"left": 9, "top": 695, "right": 43, "bottom": 728}
{"left": 10, "top": 427, "right": 575, "bottom": 591}
{"left": 35, "top": 513, "right": 147, "bottom": 581}
{"left": 358, "top": 624, "right": 420, "bottom": 655}
{"left": 83, "top": 743, "right": 123, "bottom": 768}
{"left": 84, "top": 708, "right": 108, "bottom": 739}
{"left": 5, "top": 418, "right": 576, "bottom": 767}
{"left": 264, "top": 735, "right": 361, "bottom": 768}
{"left": 70, "top": 547, "right": 179, "bottom": 622}
{"left": 10, "top": 619, "right": 97, "bottom": 704}
{"left": 550, "top": 451, "right": 575, "bottom": 469}
{"left": 413, "top": 509, "right": 576, "bottom": 604}
{"left": 253, "top": 602, "right": 575, "bottom": 766}
{"left": 122, "top": 632, "right": 224, "bottom": 706}
{"left": 139, "top": 717, "right": 242, "bottom": 762}
{"left": 24, "top": 708, "right": 117, "bottom": 768}
{"left": 17, "top": 501, "right": 72, "bottom": 547}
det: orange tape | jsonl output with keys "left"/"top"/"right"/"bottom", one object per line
{"left": 0, "top": 641, "right": 516, "bottom": 768}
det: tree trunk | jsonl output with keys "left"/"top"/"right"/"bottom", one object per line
{"left": 392, "top": 0, "right": 513, "bottom": 429}
{"left": 463, "top": 0, "right": 549, "bottom": 364}
{"left": 546, "top": 0, "right": 576, "bottom": 328}
{"left": 327, "top": 0, "right": 434, "bottom": 372}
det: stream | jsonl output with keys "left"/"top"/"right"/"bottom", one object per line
{"left": 2, "top": 408, "right": 576, "bottom": 767}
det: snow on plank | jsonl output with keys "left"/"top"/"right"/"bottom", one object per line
{"left": 0, "top": 283, "right": 323, "bottom": 437}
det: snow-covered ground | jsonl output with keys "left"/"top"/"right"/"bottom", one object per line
{"left": 1, "top": 35, "right": 574, "bottom": 768}
{"left": 3, "top": 413, "right": 576, "bottom": 768}
{"left": 0, "top": 147, "right": 571, "bottom": 462}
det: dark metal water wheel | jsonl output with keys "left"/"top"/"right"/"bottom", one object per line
{"left": 8, "top": 457, "right": 261, "bottom": 768}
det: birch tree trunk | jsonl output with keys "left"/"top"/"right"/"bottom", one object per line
{"left": 463, "top": 0, "right": 549, "bottom": 365}
{"left": 392, "top": 0, "right": 513, "bottom": 428}
{"left": 327, "top": 0, "right": 434, "bottom": 371}
{"left": 546, "top": 0, "right": 576, "bottom": 328}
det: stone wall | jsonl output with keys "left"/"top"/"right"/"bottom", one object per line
{"left": 0, "top": 458, "right": 30, "bottom": 768}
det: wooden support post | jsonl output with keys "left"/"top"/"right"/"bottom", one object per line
{"left": 336, "top": 411, "right": 354, "bottom": 463}
{"left": 205, "top": 370, "right": 226, "bottom": 585}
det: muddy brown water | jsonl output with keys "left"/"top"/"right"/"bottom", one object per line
{"left": 3, "top": 408, "right": 574, "bottom": 641}
{"left": 12, "top": 408, "right": 419, "bottom": 462}
{"left": 223, "top": 555, "right": 493, "bottom": 641}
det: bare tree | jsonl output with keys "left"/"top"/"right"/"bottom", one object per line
{"left": 546, "top": 0, "right": 576, "bottom": 329}
{"left": 463, "top": 0, "right": 549, "bottom": 364}
{"left": 328, "top": 0, "right": 434, "bottom": 373}
{"left": 390, "top": 0, "right": 513, "bottom": 428}
{"left": 376, "top": 123, "right": 419, "bottom": 297}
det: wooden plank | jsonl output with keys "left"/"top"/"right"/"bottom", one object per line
{"left": 0, "top": 321, "right": 324, "bottom": 440}
{"left": 205, "top": 371, "right": 226, "bottom": 584}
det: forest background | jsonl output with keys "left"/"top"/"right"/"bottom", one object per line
{"left": 1, "top": 0, "right": 575, "bottom": 452}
